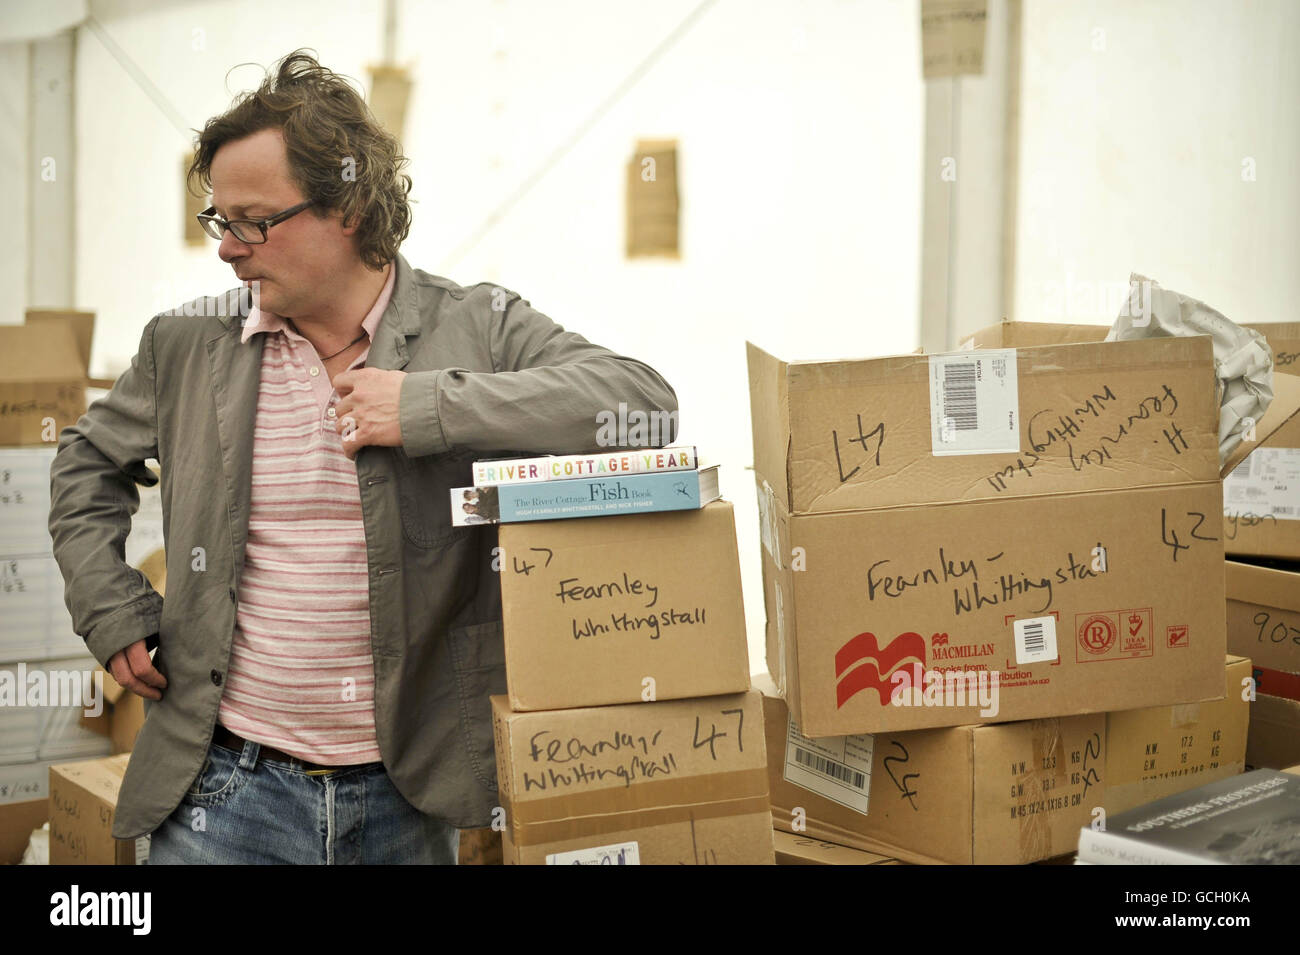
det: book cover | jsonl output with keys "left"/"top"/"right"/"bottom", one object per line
{"left": 451, "top": 466, "right": 720, "bottom": 525}
{"left": 1076, "top": 769, "right": 1300, "bottom": 864}
{"left": 471, "top": 446, "right": 698, "bottom": 486}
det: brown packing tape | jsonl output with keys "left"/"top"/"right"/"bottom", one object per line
{"left": 511, "top": 766, "right": 767, "bottom": 825}
{"left": 1169, "top": 703, "right": 1201, "bottom": 727}
{"left": 509, "top": 767, "right": 769, "bottom": 846}
{"left": 511, "top": 794, "right": 772, "bottom": 848}
{"left": 1020, "top": 718, "right": 1065, "bottom": 864}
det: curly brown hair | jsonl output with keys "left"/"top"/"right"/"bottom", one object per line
{"left": 187, "top": 50, "right": 411, "bottom": 269}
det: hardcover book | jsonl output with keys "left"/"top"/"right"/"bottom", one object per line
{"left": 450, "top": 466, "right": 720, "bottom": 525}
{"left": 471, "top": 446, "right": 697, "bottom": 485}
{"left": 1075, "top": 769, "right": 1300, "bottom": 864}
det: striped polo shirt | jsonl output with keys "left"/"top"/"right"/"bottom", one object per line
{"left": 216, "top": 264, "right": 395, "bottom": 764}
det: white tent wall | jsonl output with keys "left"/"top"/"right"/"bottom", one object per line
{"left": 0, "top": 43, "right": 29, "bottom": 327}
{"left": 1013, "top": 0, "right": 1300, "bottom": 329}
{"left": 71, "top": 0, "right": 925, "bottom": 677}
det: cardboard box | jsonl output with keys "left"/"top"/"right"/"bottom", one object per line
{"left": 0, "top": 311, "right": 94, "bottom": 446}
{"left": 749, "top": 335, "right": 1228, "bottom": 735}
{"left": 1103, "top": 655, "right": 1251, "bottom": 815}
{"left": 492, "top": 690, "right": 774, "bottom": 865}
{"left": 758, "top": 675, "right": 1105, "bottom": 864}
{"left": 1245, "top": 322, "right": 1300, "bottom": 377}
{"left": 48, "top": 754, "right": 147, "bottom": 865}
{"left": 1245, "top": 693, "right": 1300, "bottom": 770}
{"left": 499, "top": 501, "right": 749, "bottom": 710}
{"left": 773, "top": 829, "right": 902, "bottom": 865}
{"left": 457, "top": 827, "right": 503, "bottom": 865}
{"left": 1222, "top": 374, "right": 1300, "bottom": 561}
{"left": 958, "top": 320, "right": 1108, "bottom": 350}
{"left": 1226, "top": 559, "right": 1300, "bottom": 690}
{"left": 0, "top": 798, "right": 47, "bottom": 865}
{"left": 80, "top": 669, "right": 146, "bottom": 754}
{"left": 957, "top": 320, "right": 1300, "bottom": 562}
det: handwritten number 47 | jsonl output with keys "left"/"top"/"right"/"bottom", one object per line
{"left": 692, "top": 708, "right": 744, "bottom": 760}
{"left": 1160, "top": 508, "right": 1217, "bottom": 562}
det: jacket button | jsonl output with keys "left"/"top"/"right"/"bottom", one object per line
{"left": 211, "top": 670, "right": 223, "bottom": 686}
{"left": 228, "top": 587, "right": 237, "bottom": 603}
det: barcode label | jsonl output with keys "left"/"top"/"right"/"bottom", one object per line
{"left": 783, "top": 715, "right": 873, "bottom": 815}
{"left": 929, "top": 350, "right": 1020, "bottom": 456}
{"left": 941, "top": 363, "right": 978, "bottom": 432}
{"left": 1223, "top": 447, "right": 1300, "bottom": 521}
{"left": 1014, "top": 615, "right": 1058, "bottom": 665}
{"left": 792, "top": 747, "right": 867, "bottom": 791}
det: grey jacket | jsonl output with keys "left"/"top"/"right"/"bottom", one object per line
{"left": 47, "top": 254, "right": 678, "bottom": 839}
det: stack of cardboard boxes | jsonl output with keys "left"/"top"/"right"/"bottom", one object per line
{"left": 1224, "top": 323, "right": 1300, "bottom": 771}
{"left": 747, "top": 324, "right": 1297, "bottom": 864}
{"left": 491, "top": 502, "right": 775, "bottom": 863}
{"left": 0, "top": 311, "right": 110, "bottom": 864}
{"left": 0, "top": 310, "right": 163, "bottom": 866}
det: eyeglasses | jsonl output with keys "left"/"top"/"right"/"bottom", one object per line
{"left": 196, "top": 199, "right": 314, "bottom": 244}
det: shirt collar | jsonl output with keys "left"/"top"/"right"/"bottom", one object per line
{"left": 240, "top": 262, "right": 396, "bottom": 345}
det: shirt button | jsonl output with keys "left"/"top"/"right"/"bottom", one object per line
{"left": 309, "top": 367, "right": 320, "bottom": 377}
{"left": 327, "top": 408, "right": 337, "bottom": 418}
{"left": 210, "top": 670, "right": 223, "bottom": 686}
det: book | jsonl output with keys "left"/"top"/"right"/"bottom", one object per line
{"left": 470, "top": 446, "right": 697, "bottom": 486}
{"left": 451, "top": 466, "right": 720, "bottom": 525}
{"left": 1075, "top": 769, "right": 1300, "bottom": 864}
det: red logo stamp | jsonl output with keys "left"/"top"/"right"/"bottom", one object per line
{"left": 835, "top": 631, "right": 926, "bottom": 708}
{"left": 1078, "top": 614, "right": 1117, "bottom": 655}
{"left": 1167, "top": 625, "right": 1189, "bottom": 648}
{"left": 1121, "top": 610, "right": 1152, "bottom": 655}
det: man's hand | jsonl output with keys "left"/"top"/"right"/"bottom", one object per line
{"left": 333, "top": 368, "right": 407, "bottom": 460}
{"left": 108, "top": 638, "right": 167, "bottom": 701}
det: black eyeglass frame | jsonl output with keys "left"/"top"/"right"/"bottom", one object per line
{"left": 196, "top": 199, "right": 315, "bottom": 243}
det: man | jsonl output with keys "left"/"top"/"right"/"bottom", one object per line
{"left": 47, "top": 51, "right": 677, "bottom": 864}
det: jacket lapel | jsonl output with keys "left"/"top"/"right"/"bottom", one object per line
{"left": 366, "top": 254, "right": 421, "bottom": 372}
{"left": 206, "top": 304, "right": 264, "bottom": 589}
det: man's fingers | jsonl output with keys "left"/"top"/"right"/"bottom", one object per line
{"left": 334, "top": 396, "right": 355, "bottom": 420}
{"left": 125, "top": 639, "right": 168, "bottom": 690}
{"left": 109, "top": 646, "right": 162, "bottom": 701}
{"left": 333, "top": 370, "right": 357, "bottom": 395}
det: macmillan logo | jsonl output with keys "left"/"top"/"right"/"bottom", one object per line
{"left": 834, "top": 631, "right": 926, "bottom": 708}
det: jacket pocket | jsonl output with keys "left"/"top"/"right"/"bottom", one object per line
{"left": 447, "top": 621, "right": 508, "bottom": 791}
{"left": 393, "top": 447, "right": 477, "bottom": 549}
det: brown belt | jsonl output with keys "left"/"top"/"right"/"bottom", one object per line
{"left": 212, "top": 725, "right": 359, "bottom": 776}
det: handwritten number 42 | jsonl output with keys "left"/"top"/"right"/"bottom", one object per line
{"left": 692, "top": 708, "right": 744, "bottom": 760}
{"left": 1160, "top": 508, "right": 1217, "bottom": 562}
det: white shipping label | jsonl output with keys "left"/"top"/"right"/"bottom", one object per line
{"left": 756, "top": 480, "right": 776, "bottom": 562}
{"left": 928, "top": 350, "right": 1021, "bottom": 456}
{"left": 1223, "top": 448, "right": 1300, "bottom": 521}
{"left": 1014, "top": 615, "right": 1058, "bottom": 665}
{"left": 783, "top": 715, "right": 873, "bottom": 815}
{"left": 546, "top": 841, "right": 640, "bottom": 865}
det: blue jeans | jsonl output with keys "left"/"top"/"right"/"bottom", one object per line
{"left": 146, "top": 737, "right": 459, "bottom": 864}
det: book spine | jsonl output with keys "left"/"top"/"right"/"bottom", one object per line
{"left": 454, "top": 470, "right": 706, "bottom": 525}
{"left": 1074, "top": 828, "right": 1218, "bottom": 866}
{"left": 471, "top": 446, "right": 698, "bottom": 486}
